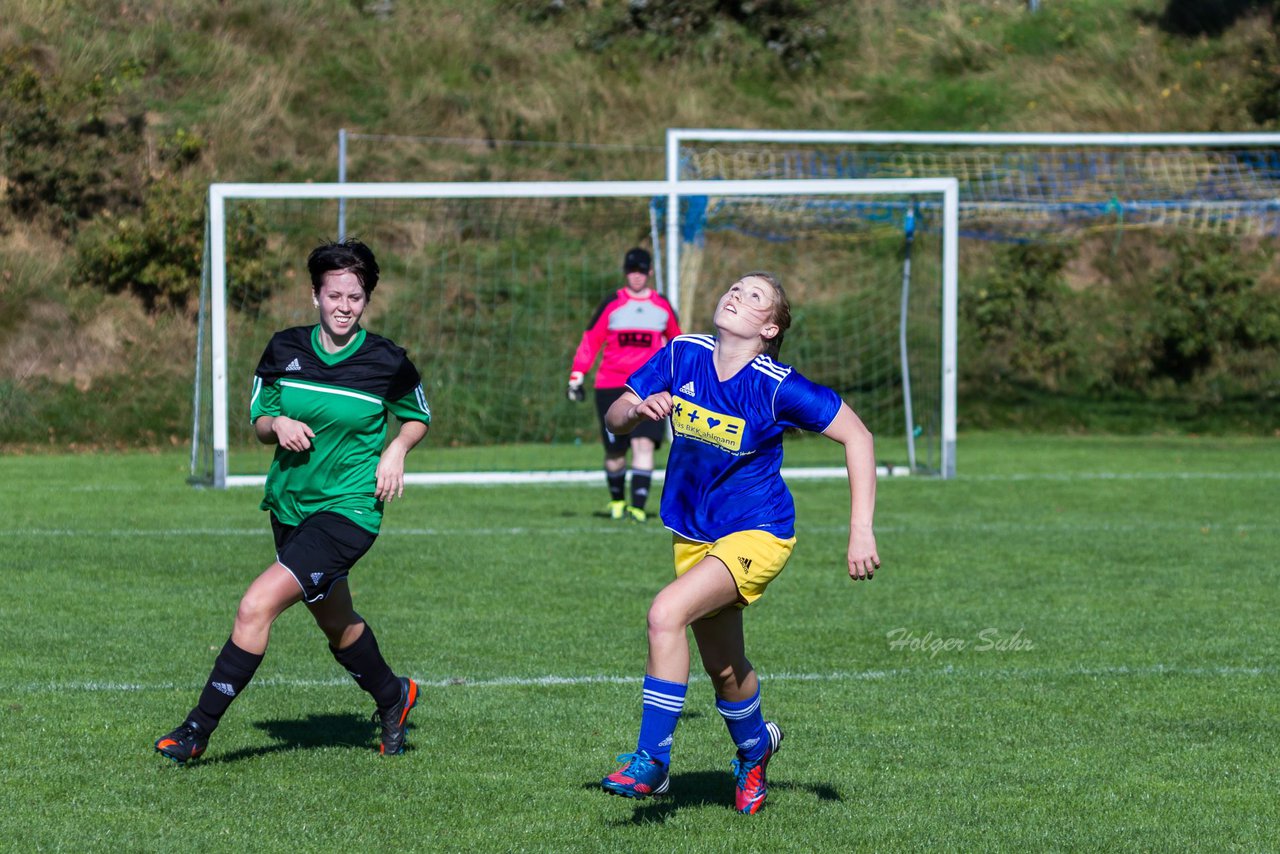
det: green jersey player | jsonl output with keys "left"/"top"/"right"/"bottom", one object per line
{"left": 156, "top": 239, "right": 431, "bottom": 763}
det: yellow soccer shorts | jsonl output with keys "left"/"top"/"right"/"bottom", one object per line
{"left": 673, "top": 529, "right": 797, "bottom": 609}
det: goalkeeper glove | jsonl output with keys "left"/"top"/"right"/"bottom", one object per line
{"left": 566, "top": 371, "right": 586, "bottom": 402}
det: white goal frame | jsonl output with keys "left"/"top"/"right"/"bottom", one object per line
{"left": 201, "top": 177, "right": 959, "bottom": 487}
{"left": 667, "top": 128, "right": 1280, "bottom": 239}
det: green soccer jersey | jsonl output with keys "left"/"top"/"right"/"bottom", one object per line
{"left": 250, "top": 325, "right": 431, "bottom": 533}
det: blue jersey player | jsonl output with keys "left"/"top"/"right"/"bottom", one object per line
{"left": 599, "top": 272, "right": 880, "bottom": 814}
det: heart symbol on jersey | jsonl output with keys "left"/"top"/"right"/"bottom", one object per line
{"left": 706, "top": 417, "right": 721, "bottom": 428}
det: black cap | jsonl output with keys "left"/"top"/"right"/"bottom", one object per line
{"left": 623, "top": 247, "right": 652, "bottom": 274}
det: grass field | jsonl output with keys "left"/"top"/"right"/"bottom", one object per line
{"left": 2, "top": 433, "right": 1277, "bottom": 851}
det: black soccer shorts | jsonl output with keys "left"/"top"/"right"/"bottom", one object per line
{"left": 270, "top": 511, "right": 377, "bottom": 603}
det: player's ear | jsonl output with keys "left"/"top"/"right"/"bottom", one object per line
{"left": 760, "top": 323, "right": 780, "bottom": 343}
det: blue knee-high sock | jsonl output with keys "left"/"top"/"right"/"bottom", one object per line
{"left": 716, "top": 684, "right": 768, "bottom": 762}
{"left": 637, "top": 675, "right": 686, "bottom": 768}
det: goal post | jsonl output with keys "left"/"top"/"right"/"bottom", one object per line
{"left": 194, "top": 177, "right": 959, "bottom": 487}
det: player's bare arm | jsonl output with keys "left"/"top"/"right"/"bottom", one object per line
{"left": 606, "top": 390, "right": 673, "bottom": 435}
{"left": 375, "top": 419, "right": 429, "bottom": 502}
{"left": 255, "top": 414, "right": 315, "bottom": 452}
{"left": 822, "top": 402, "right": 881, "bottom": 581}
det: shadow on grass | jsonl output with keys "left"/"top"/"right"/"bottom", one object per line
{"left": 590, "top": 770, "right": 842, "bottom": 824}
{"left": 204, "top": 712, "right": 404, "bottom": 764}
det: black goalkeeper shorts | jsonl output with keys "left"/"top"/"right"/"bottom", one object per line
{"left": 595, "top": 386, "right": 667, "bottom": 455}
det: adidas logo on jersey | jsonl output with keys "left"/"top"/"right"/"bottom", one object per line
{"left": 738, "top": 556, "right": 753, "bottom": 573}
{"left": 212, "top": 681, "right": 236, "bottom": 698}
{"left": 285, "top": 358, "right": 302, "bottom": 372}
{"left": 679, "top": 381, "right": 695, "bottom": 396}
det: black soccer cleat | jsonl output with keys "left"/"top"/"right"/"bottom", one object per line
{"left": 155, "top": 720, "right": 209, "bottom": 765}
{"left": 372, "top": 677, "right": 419, "bottom": 755}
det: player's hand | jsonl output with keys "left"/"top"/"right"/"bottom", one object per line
{"left": 272, "top": 416, "right": 315, "bottom": 452}
{"left": 567, "top": 371, "right": 586, "bottom": 403}
{"left": 847, "top": 526, "right": 880, "bottom": 581}
{"left": 375, "top": 444, "right": 408, "bottom": 502}
{"left": 632, "top": 391, "right": 673, "bottom": 421}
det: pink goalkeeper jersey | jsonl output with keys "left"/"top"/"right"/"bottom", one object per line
{"left": 571, "top": 288, "right": 682, "bottom": 389}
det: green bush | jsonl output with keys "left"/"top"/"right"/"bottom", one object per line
{"left": 0, "top": 48, "right": 148, "bottom": 235}
{"left": 74, "top": 180, "right": 205, "bottom": 311}
{"left": 522, "top": 0, "right": 833, "bottom": 70}
{"left": 1157, "top": 0, "right": 1269, "bottom": 37}
{"left": 1244, "top": 23, "right": 1280, "bottom": 124}
{"left": 1135, "top": 233, "right": 1280, "bottom": 390}
{"left": 74, "top": 179, "right": 277, "bottom": 315}
{"left": 962, "top": 242, "right": 1075, "bottom": 389}
{"left": 959, "top": 232, "right": 1280, "bottom": 423}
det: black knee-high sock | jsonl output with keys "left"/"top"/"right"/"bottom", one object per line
{"left": 330, "top": 623, "right": 401, "bottom": 709}
{"left": 630, "top": 469, "right": 653, "bottom": 510}
{"left": 606, "top": 469, "right": 626, "bottom": 502}
{"left": 188, "top": 638, "right": 264, "bottom": 733}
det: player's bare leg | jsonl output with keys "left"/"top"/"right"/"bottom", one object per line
{"left": 645, "top": 557, "right": 740, "bottom": 683}
{"left": 603, "top": 558, "right": 738, "bottom": 799}
{"left": 692, "top": 588, "right": 782, "bottom": 814}
{"left": 231, "top": 563, "right": 305, "bottom": 654}
{"left": 309, "top": 581, "right": 418, "bottom": 755}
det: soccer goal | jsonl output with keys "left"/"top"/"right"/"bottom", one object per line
{"left": 668, "top": 129, "right": 1280, "bottom": 241}
{"left": 191, "top": 177, "right": 959, "bottom": 488}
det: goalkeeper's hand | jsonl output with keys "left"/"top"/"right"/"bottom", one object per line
{"left": 566, "top": 371, "right": 586, "bottom": 402}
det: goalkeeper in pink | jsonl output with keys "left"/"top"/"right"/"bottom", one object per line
{"left": 567, "top": 247, "right": 682, "bottom": 522}
{"left": 598, "top": 271, "right": 880, "bottom": 814}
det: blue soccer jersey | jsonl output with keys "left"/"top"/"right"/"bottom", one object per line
{"left": 627, "top": 334, "right": 842, "bottom": 542}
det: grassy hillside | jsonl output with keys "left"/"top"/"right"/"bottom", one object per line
{"left": 2, "top": 0, "right": 1279, "bottom": 448}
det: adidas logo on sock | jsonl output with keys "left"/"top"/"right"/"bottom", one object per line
{"left": 212, "top": 681, "right": 236, "bottom": 697}
{"left": 285, "top": 358, "right": 302, "bottom": 372}
{"left": 738, "top": 556, "right": 753, "bottom": 573}
{"left": 679, "top": 381, "right": 695, "bottom": 396}
{"left": 659, "top": 735, "right": 674, "bottom": 748}
{"left": 310, "top": 572, "right": 324, "bottom": 585}
{"left": 739, "top": 736, "right": 760, "bottom": 750}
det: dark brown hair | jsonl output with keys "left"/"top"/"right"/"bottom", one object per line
{"left": 307, "top": 238, "right": 380, "bottom": 297}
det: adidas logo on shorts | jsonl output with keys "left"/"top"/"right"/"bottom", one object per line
{"left": 310, "top": 572, "right": 324, "bottom": 585}
{"left": 738, "top": 556, "right": 753, "bottom": 573}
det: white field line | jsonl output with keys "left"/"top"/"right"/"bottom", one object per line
{"left": 4, "top": 526, "right": 643, "bottom": 537}
{"left": 4, "top": 518, "right": 1275, "bottom": 538}
{"left": 963, "top": 471, "right": 1280, "bottom": 481}
{"left": 8, "top": 663, "right": 1276, "bottom": 695}
{"left": 53, "top": 469, "right": 1280, "bottom": 493}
